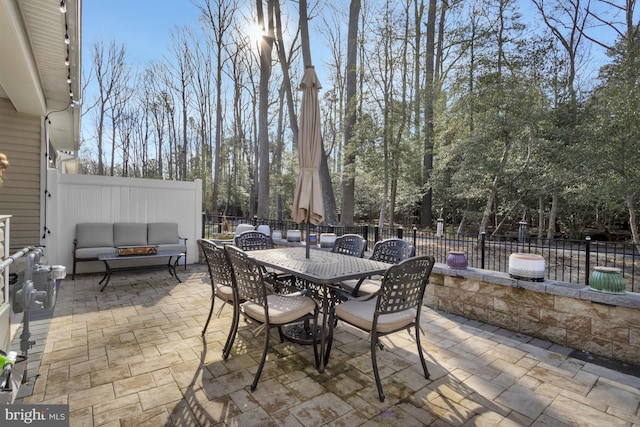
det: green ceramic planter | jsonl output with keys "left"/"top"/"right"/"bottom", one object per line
{"left": 589, "top": 266, "right": 626, "bottom": 294}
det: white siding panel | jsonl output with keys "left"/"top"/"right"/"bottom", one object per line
{"left": 0, "top": 98, "right": 41, "bottom": 252}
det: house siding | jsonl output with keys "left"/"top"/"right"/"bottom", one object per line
{"left": 0, "top": 217, "right": 9, "bottom": 352}
{"left": 0, "top": 98, "right": 42, "bottom": 252}
{"left": 0, "top": 217, "right": 5, "bottom": 305}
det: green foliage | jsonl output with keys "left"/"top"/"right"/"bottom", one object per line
{"left": 578, "top": 32, "right": 640, "bottom": 216}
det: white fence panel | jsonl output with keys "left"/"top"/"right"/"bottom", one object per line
{"left": 45, "top": 171, "right": 202, "bottom": 274}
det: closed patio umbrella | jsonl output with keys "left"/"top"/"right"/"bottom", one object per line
{"left": 292, "top": 67, "right": 325, "bottom": 258}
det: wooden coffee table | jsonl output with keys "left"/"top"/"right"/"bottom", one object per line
{"left": 97, "top": 250, "right": 183, "bottom": 291}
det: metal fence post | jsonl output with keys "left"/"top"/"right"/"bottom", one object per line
{"left": 374, "top": 226, "right": 380, "bottom": 243}
{"left": 585, "top": 236, "right": 591, "bottom": 287}
{"left": 481, "top": 232, "right": 486, "bottom": 270}
{"left": 201, "top": 212, "right": 206, "bottom": 238}
{"left": 398, "top": 227, "right": 404, "bottom": 239}
{"left": 412, "top": 227, "right": 417, "bottom": 250}
{"left": 362, "top": 225, "right": 369, "bottom": 251}
{"left": 518, "top": 220, "right": 528, "bottom": 243}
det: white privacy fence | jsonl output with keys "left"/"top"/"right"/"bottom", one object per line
{"left": 44, "top": 170, "right": 202, "bottom": 274}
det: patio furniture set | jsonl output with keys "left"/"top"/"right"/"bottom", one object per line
{"left": 73, "top": 225, "right": 436, "bottom": 400}
{"left": 199, "top": 231, "right": 435, "bottom": 402}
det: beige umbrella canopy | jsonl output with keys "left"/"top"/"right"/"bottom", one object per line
{"left": 292, "top": 67, "right": 325, "bottom": 257}
{"left": 292, "top": 67, "right": 325, "bottom": 225}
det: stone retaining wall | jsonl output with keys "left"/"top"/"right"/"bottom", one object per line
{"left": 423, "top": 265, "right": 640, "bottom": 366}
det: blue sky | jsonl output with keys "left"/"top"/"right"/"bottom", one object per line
{"left": 83, "top": 0, "right": 202, "bottom": 67}
{"left": 82, "top": 0, "right": 633, "bottom": 79}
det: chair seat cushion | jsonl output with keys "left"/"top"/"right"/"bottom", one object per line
{"left": 335, "top": 298, "right": 416, "bottom": 333}
{"left": 340, "top": 279, "right": 359, "bottom": 292}
{"left": 355, "top": 280, "right": 381, "bottom": 296}
{"left": 340, "top": 278, "right": 382, "bottom": 296}
{"left": 215, "top": 285, "right": 234, "bottom": 302}
{"left": 242, "top": 294, "right": 315, "bottom": 325}
{"left": 156, "top": 243, "right": 186, "bottom": 253}
{"left": 74, "top": 247, "right": 117, "bottom": 259}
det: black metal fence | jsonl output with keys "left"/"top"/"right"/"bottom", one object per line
{"left": 202, "top": 214, "right": 640, "bottom": 293}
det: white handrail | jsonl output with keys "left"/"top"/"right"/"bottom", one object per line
{"left": 0, "top": 247, "right": 33, "bottom": 273}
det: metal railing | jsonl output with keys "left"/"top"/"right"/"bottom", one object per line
{"left": 201, "top": 214, "right": 640, "bottom": 292}
{"left": 202, "top": 214, "right": 365, "bottom": 242}
{"left": 405, "top": 230, "right": 639, "bottom": 292}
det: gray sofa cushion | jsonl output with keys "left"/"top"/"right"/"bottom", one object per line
{"left": 114, "top": 223, "right": 148, "bottom": 247}
{"left": 75, "top": 247, "right": 117, "bottom": 259}
{"left": 148, "top": 223, "right": 179, "bottom": 245}
{"left": 156, "top": 243, "right": 185, "bottom": 253}
{"left": 76, "top": 223, "right": 114, "bottom": 248}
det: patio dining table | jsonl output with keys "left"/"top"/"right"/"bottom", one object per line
{"left": 247, "top": 246, "right": 390, "bottom": 373}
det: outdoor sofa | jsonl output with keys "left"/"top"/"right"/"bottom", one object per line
{"left": 72, "top": 222, "right": 187, "bottom": 279}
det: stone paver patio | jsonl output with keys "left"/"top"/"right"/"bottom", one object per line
{"left": 12, "top": 264, "right": 640, "bottom": 426}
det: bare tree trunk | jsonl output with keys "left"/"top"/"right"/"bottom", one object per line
{"left": 547, "top": 193, "right": 559, "bottom": 239}
{"left": 90, "top": 40, "right": 127, "bottom": 176}
{"left": 435, "top": 0, "right": 447, "bottom": 83}
{"left": 110, "top": 115, "right": 117, "bottom": 176}
{"left": 413, "top": 0, "right": 424, "bottom": 144}
{"left": 479, "top": 141, "right": 512, "bottom": 233}
{"left": 421, "top": 0, "right": 437, "bottom": 227}
{"left": 196, "top": 0, "right": 236, "bottom": 218}
{"left": 340, "top": 0, "right": 361, "bottom": 226}
{"left": 107, "top": 73, "right": 131, "bottom": 177}
{"left": 275, "top": 0, "right": 297, "bottom": 142}
{"left": 275, "top": 86, "right": 285, "bottom": 221}
{"left": 166, "top": 103, "right": 176, "bottom": 180}
{"left": 389, "top": 1, "right": 413, "bottom": 230}
{"left": 256, "top": 0, "right": 275, "bottom": 219}
{"left": 250, "top": 92, "right": 258, "bottom": 217}
{"left": 378, "top": 4, "right": 392, "bottom": 230}
{"left": 319, "top": 138, "right": 338, "bottom": 224}
{"left": 627, "top": 193, "right": 639, "bottom": 244}
{"left": 538, "top": 196, "right": 545, "bottom": 239}
{"left": 457, "top": 199, "right": 470, "bottom": 237}
{"left": 274, "top": 0, "right": 296, "bottom": 223}
{"left": 299, "top": 0, "right": 312, "bottom": 69}
{"left": 187, "top": 24, "right": 214, "bottom": 211}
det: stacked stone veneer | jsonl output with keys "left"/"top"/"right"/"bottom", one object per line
{"left": 423, "top": 265, "right": 640, "bottom": 366}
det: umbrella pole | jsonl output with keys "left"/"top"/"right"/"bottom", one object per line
{"left": 306, "top": 222, "right": 310, "bottom": 258}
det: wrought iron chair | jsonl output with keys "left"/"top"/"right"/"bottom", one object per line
{"left": 225, "top": 245, "right": 319, "bottom": 391}
{"left": 331, "top": 234, "right": 366, "bottom": 258}
{"left": 340, "top": 238, "right": 416, "bottom": 297}
{"left": 198, "top": 239, "right": 239, "bottom": 360}
{"left": 328, "top": 255, "right": 435, "bottom": 402}
{"left": 234, "top": 230, "right": 292, "bottom": 292}
{"left": 234, "top": 230, "right": 275, "bottom": 251}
